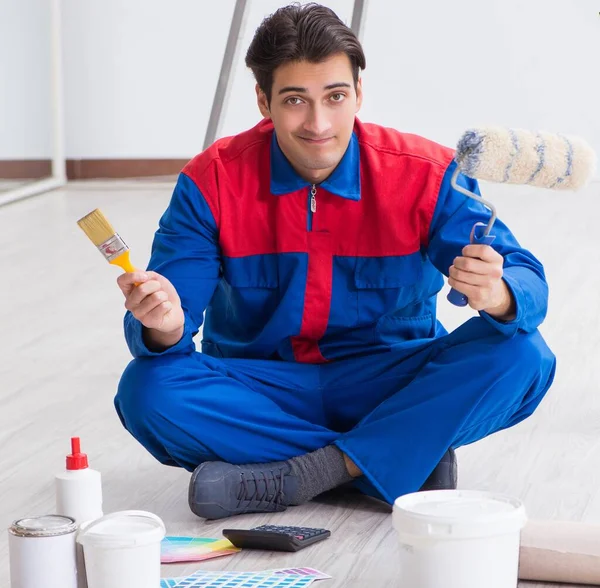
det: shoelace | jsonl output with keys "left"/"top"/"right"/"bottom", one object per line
{"left": 236, "top": 468, "right": 286, "bottom": 510}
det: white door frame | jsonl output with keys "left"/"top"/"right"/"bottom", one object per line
{"left": 0, "top": 0, "right": 66, "bottom": 207}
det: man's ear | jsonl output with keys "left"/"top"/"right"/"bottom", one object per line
{"left": 355, "top": 77, "right": 363, "bottom": 113}
{"left": 256, "top": 84, "right": 271, "bottom": 119}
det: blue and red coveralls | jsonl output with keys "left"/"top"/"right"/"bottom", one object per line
{"left": 116, "top": 118, "right": 556, "bottom": 503}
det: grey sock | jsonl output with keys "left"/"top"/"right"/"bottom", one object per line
{"left": 287, "top": 445, "right": 355, "bottom": 505}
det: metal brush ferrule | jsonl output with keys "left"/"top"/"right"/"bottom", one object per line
{"left": 97, "top": 233, "right": 128, "bottom": 261}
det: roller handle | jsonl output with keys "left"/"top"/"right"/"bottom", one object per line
{"left": 447, "top": 222, "right": 496, "bottom": 307}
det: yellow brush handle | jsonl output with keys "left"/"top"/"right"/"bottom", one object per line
{"left": 109, "top": 250, "right": 136, "bottom": 273}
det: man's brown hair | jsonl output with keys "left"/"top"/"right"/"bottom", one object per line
{"left": 245, "top": 3, "right": 366, "bottom": 104}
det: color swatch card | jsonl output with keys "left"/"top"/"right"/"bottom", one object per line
{"left": 173, "top": 570, "right": 314, "bottom": 587}
{"left": 161, "top": 536, "right": 240, "bottom": 564}
{"left": 274, "top": 568, "right": 331, "bottom": 580}
{"left": 160, "top": 567, "right": 331, "bottom": 588}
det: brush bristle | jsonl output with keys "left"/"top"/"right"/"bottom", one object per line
{"left": 77, "top": 208, "right": 117, "bottom": 246}
{"left": 456, "top": 127, "right": 597, "bottom": 190}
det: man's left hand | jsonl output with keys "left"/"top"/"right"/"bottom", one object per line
{"left": 448, "top": 244, "right": 516, "bottom": 320}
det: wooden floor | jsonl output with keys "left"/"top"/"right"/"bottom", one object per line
{"left": 0, "top": 181, "right": 31, "bottom": 191}
{"left": 1, "top": 178, "right": 599, "bottom": 587}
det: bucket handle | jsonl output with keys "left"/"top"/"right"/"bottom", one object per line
{"left": 77, "top": 510, "right": 165, "bottom": 542}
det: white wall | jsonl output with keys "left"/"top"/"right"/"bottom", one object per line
{"left": 359, "top": 0, "right": 600, "bottom": 160}
{"left": 61, "top": 0, "right": 235, "bottom": 158}
{"left": 0, "top": 0, "right": 53, "bottom": 159}
{"left": 1, "top": 0, "right": 599, "bottom": 164}
{"left": 218, "top": 0, "right": 355, "bottom": 139}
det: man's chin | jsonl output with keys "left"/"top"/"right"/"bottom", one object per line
{"left": 298, "top": 154, "right": 342, "bottom": 171}
{"left": 301, "top": 164, "right": 335, "bottom": 175}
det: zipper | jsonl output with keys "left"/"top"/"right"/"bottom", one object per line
{"left": 307, "top": 184, "right": 317, "bottom": 231}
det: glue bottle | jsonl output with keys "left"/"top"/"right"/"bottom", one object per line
{"left": 55, "top": 437, "right": 103, "bottom": 526}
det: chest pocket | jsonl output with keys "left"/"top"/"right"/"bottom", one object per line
{"left": 223, "top": 255, "right": 279, "bottom": 289}
{"left": 220, "top": 255, "right": 279, "bottom": 332}
{"left": 354, "top": 252, "right": 424, "bottom": 325}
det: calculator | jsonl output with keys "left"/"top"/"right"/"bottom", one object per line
{"left": 222, "top": 524, "right": 331, "bottom": 552}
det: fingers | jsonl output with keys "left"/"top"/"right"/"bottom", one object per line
{"left": 126, "top": 279, "right": 162, "bottom": 307}
{"left": 138, "top": 300, "right": 174, "bottom": 328}
{"left": 136, "top": 295, "right": 172, "bottom": 323}
{"left": 449, "top": 244, "right": 504, "bottom": 309}
{"left": 450, "top": 259, "right": 503, "bottom": 286}
{"left": 126, "top": 285, "right": 163, "bottom": 312}
{"left": 117, "top": 271, "right": 149, "bottom": 295}
{"left": 449, "top": 266, "right": 493, "bottom": 288}
{"left": 119, "top": 270, "right": 168, "bottom": 316}
{"left": 116, "top": 269, "right": 181, "bottom": 332}
{"left": 447, "top": 278, "right": 489, "bottom": 310}
{"left": 452, "top": 256, "right": 489, "bottom": 275}
{"left": 449, "top": 245, "right": 507, "bottom": 311}
{"left": 451, "top": 245, "right": 503, "bottom": 287}
{"left": 462, "top": 244, "right": 503, "bottom": 263}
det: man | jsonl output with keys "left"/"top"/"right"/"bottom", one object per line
{"left": 115, "top": 3, "right": 556, "bottom": 520}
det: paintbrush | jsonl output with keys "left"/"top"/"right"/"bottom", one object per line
{"left": 77, "top": 208, "right": 136, "bottom": 273}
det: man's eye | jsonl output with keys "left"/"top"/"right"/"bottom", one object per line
{"left": 330, "top": 93, "right": 346, "bottom": 102}
{"left": 286, "top": 97, "right": 302, "bottom": 105}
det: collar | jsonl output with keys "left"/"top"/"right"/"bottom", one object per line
{"left": 270, "top": 130, "right": 361, "bottom": 200}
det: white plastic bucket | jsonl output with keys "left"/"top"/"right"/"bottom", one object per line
{"left": 393, "top": 490, "right": 527, "bottom": 588}
{"left": 77, "top": 510, "right": 165, "bottom": 588}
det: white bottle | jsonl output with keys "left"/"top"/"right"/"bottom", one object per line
{"left": 55, "top": 437, "right": 103, "bottom": 525}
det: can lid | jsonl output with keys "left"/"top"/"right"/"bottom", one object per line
{"left": 77, "top": 510, "right": 165, "bottom": 549}
{"left": 393, "top": 490, "right": 527, "bottom": 540}
{"left": 10, "top": 515, "right": 77, "bottom": 537}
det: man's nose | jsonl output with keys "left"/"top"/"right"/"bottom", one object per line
{"left": 303, "top": 105, "right": 332, "bottom": 137}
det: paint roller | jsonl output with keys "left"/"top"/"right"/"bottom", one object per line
{"left": 447, "top": 127, "right": 597, "bottom": 307}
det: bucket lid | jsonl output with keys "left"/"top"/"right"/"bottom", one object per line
{"left": 393, "top": 490, "right": 527, "bottom": 540}
{"left": 10, "top": 515, "right": 76, "bottom": 538}
{"left": 77, "top": 510, "right": 165, "bottom": 549}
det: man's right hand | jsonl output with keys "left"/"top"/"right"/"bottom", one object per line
{"left": 117, "top": 271, "right": 185, "bottom": 348}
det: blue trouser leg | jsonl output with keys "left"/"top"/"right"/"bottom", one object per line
{"left": 115, "top": 317, "right": 555, "bottom": 504}
{"left": 331, "top": 317, "right": 556, "bottom": 503}
{"left": 115, "top": 353, "right": 337, "bottom": 471}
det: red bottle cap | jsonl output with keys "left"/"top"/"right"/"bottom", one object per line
{"left": 66, "top": 437, "right": 89, "bottom": 470}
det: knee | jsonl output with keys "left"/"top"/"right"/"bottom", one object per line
{"left": 506, "top": 330, "right": 556, "bottom": 377}
{"left": 463, "top": 324, "right": 556, "bottom": 397}
{"left": 490, "top": 331, "right": 557, "bottom": 405}
{"left": 115, "top": 356, "right": 177, "bottom": 429}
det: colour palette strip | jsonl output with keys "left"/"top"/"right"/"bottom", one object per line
{"left": 160, "top": 567, "right": 330, "bottom": 588}
{"left": 173, "top": 570, "right": 314, "bottom": 587}
{"left": 161, "top": 536, "right": 240, "bottom": 564}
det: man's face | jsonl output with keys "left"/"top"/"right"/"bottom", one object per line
{"left": 257, "top": 52, "right": 363, "bottom": 184}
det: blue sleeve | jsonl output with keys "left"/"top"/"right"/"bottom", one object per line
{"left": 427, "top": 160, "right": 548, "bottom": 336}
{"left": 124, "top": 172, "right": 221, "bottom": 357}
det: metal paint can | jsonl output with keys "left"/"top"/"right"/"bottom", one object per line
{"left": 8, "top": 514, "right": 78, "bottom": 588}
